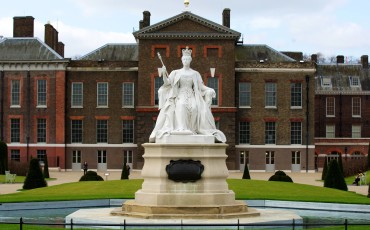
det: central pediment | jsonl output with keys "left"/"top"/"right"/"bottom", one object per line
{"left": 133, "top": 11, "right": 241, "bottom": 40}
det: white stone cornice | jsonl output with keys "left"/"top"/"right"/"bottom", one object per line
{"left": 67, "top": 67, "right": 138, "bottom": 72}
{"left": 235, "top": 68, "right": 315, "bottom": 73}
{"left": 0, "top": 60, "right": 69, "bottom": 71}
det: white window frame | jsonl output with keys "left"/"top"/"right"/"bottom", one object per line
{"left": 37, "top": 118, "right": 47, "bottom": 143}
{"left": 290, "top": 122, "right": 302, "bottom": 145}
{"left": 239, "top": 82, "right": 251, "bottom": 108}
{"left": 290, "top": 82, "right": 302, "bottom": 109}
{"left": 122, "top": 120, "right": 134, "bottom": 143}
{"left": 71, "top": 82, "right": 83, "bottom": 108}
{"left": 265, "top": 82, "right": 277, "bottom": 108}
{"left": 37, "top": 79, "right": 47, "bottom": 108}
{"left": 352, "top": 125, "right": 361, "bottom": 138}
{"left": 239, "top": 121, "right": 250, "bottom": 144}
{"left": 71, "top": 120, "right": 83, "bottom": 143}
{"left": 349, "top": 76, "right": 361, "bottom": 88}
{"left": 321, "top": 77, "right": 332, "bottom": 88}
{"left": 122, "top": 82, "right": 134, "bottom": 108}
{"left": 207, "top": 77, "right": 219, "bottom": 106}
{"left": 10, "top": 118, "right": 21, "bottom": 143}
{"left": 154, "top": 77, "right": 162, "bottom": 106}
{"left": 326, "top": 97, "right": 335, "bottom": 117}
{"left": 352, "top": 97, "right": 361, "bottom": 117}
{"left": 326, "top": 125, "right": 335, "bottom": 138}
{"left": 11, "top": 80, "right": 21, "bottom": 107}
{"left": 72, "top": 150, "right": 81, "bottom": 163}
{"left": 265, "top": 122, "right": 276, "bottom": 144}
{"left": 96, "top": 120, "right": 108, "bottom": 143}
{"left": 97, "top": 82, "right": 108, "bottom": 108}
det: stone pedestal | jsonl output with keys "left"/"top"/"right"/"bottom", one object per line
{"left": 113, "top": 135, "right": 260, "bottom": 219}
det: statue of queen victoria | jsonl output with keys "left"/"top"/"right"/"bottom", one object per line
{"left": 149, "top": 47, "right": 226, "bottom": 143}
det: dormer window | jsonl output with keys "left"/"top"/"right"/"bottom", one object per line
{"left": 349, "top": 76, "right": 361, "bottom": 88}
{"left": 321, "top": 77, "right": 332, "bottom": 88}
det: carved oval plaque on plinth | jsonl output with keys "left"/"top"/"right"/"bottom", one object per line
{"left": 166, "top": 159, "right": 204, "bottom": 183}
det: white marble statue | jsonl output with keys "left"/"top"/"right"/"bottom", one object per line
{"left": 149, "top": 47, "right": 226, "bottom": 143}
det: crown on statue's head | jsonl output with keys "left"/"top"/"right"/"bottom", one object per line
{"left": 182, "top": 46, "right": 192, "bottom": 57}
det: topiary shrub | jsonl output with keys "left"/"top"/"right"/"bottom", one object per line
{"left": 79, "top": 171, "right": 104, "bottom": 181}
{"left": 242, "top": 164, "right": 251, "bottom": 179}
{"left": 23, "top": 158, "right": 47, "bottom": 190}
{"left": 324, "top": 160, "right": 348, "bottom": 191}
{"left": 321, "top": 157, "right": 328, "bottom": 180}
{"left": 43, "top": 154, "right": 50, "bottom": 179}
{"left": 268, "top": 170, "right": 293, "bottom": 183}
{"left": 121, "top": 158, "right": 129, "bottom": 180}
{"left": 0, "top": 140, "right": 8, "bottom": 174}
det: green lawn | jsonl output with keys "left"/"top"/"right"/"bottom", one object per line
{"left": 0, "top": 223, "right": 369, "bottom": 230}
{"left": 345, "top": 170, "right": 370, "bottom": 185}
{"left": 0, "top": 179, "right": 369, "bottom": 204}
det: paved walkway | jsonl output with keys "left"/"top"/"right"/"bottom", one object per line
{"left": 1, "top": 170, "right": 368, "bottom": 196}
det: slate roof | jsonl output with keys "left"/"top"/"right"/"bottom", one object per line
{"left": 315, "top": 64, "right": 370, "bottom": 94}
{"left": 79, "top": 43, "right": 138, "bottom": 61}
{"left": 0, "top": 37, "right": 63, "bottom": 60}
{"left": 133, "top": 11, "right": 241, "bottom": 41}
{"left": 235, "top": 45, "right": 296, "bottom": 62}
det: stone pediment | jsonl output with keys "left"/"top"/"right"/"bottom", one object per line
{"left": 133, "top": 11, "right": 241, "bottom": 40}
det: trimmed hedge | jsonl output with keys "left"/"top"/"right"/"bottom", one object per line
{"left": 23, "top": 158, "right": 47, "bottom": 190}
{"left": 79, "top": 171, "right": 104, "bottom": 181}
{"left": 268, "top": 170, "right": 293, "bottom": 183}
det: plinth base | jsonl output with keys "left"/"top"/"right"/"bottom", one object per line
{"left": 66, "top": 207, "right": 303, "bottom": 229}
{"left": 112, "top": 200, "right": 260, "bottom": 219}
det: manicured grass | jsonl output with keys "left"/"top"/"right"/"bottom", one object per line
{"left": 0, "top": 179, "right": 369, "bottom": 204}
{"left": 345, "top": 170, "right": 370, "bottom": 185}
{"left": 0, "top": 175, "right": 55, "bottom": 184}
{"left": 0, "top": 174, "right": 26, "bottom": 183}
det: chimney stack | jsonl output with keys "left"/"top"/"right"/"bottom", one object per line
{"left": 222, "top": 8, "right": 230, "bottom": 28}
{"left": 337, "top": 55, "right": 344, "bottom": 64}
{"left": 44, "top": 23, "right": 64, "bottom": 57}
{"left": 57, "top": 42, "right": 65, "bottom": 58}
{"left": 142, "top": 11, "right": 151, "bottom": 28}
{"left": 13, "top": 16, "right": 34, "bottom": 37}
{"left": 361, "top": 55, "right": 369, "bottom": 69}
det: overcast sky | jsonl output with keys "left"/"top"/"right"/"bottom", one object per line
{"left": 1, "top": 0, "right": 369, "bottom": 60}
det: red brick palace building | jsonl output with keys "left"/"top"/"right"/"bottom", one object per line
{"left": 1, "top": 8, "right": 341, "bottom": 173}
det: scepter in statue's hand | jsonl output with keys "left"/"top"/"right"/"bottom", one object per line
{"left": 157, "top": 52, "right": 169, "bottom": 77}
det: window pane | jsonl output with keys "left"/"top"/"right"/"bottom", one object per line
{"left": 290, "top": 83, "right": 302, "bottom": 107}
{"left": 326, "top": 125, "right": 335, "bottom": 138}
{"left": 239, "top": 82, "right": 251, "bottom": 107}
{"left": 265, "top": 122, "right": 276, "bottom": 144}
{"left": 72, "top": 82, "right": 83, "bottom": 107}
{"left": 122, "top": 83, "right": 134, "bottom": 107}
{"left": 37, "top": 150, "right": 46, "bottom": 163}
{"left": 290, "top": 122, "right": 302, "bottom": 144}
{"left": 72, "top": 150, "right": 81, "bottom": 163}
{"left": 10, "top": 118, "right": 20, "bottom": 142}
{"left": 11, "top": 80, "right": 20, "bottom": 106}
{"left": 11, "top": 149, "right": 20, "bottom": 162}
{"left": 71, "top": 120, "right": 83, "bottom": 143}
{"left": 97, "top": 82, "right": 108, "bottom": 107}
{"left": 207, "top": 77, "right": 218, "bottom": 106}
{"left": 239, "top": 121, "right": 250, "bottom": 144}
{"left": 154, "top": 77, "right": 162, "bottom": 105}
{"left": 265, "top": 83, "right": 276, "bottom": 107}
{"left": 352, "top": 125, "right": 361, "bottom": 138}
{"left": 326, "top": 97, "right": 335, "bottom": 116}
{"left": 122, "top": 120, "right": 134, "bottom": 143}
{"left": 352, "top": 97, "right": 361, "bottom": 117}
{"left": 97, "top": 120, "right": 108, "bottom": 143}
{"left": 37, "top": 80, "right": 47, "bottom": 106}
{"left": 37, "top": 118, "right": 47, "bottom": 143}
